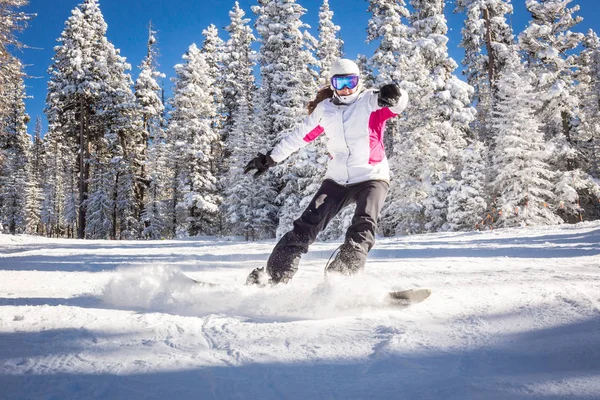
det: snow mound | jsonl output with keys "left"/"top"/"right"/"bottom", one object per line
{"left": 102, "top": 265, "right": 396, "bottom": 320}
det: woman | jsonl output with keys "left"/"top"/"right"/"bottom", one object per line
{"left": 244, "top": 58, "right": 408, "bottom": 285}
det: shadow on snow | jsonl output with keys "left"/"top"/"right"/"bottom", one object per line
{"left": 1, "top": 314, "right": 599, "bottom": 400}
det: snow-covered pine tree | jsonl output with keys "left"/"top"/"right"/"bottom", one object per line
{"left": 221, "top": 2, "right": 271, "bottom": 238}
{"left": 200, "top": 24, "right": 227, "bottom": 232}
{"left": 242, "top": 82, "right": 280, "bottom": 239}
{"left": 86, "top": 38, "right": 140, "bottom": 239}
{"left": 169, "top": 44, "right": 221, "bottom": 237}
{"left": 570, "top": 29, "right": 600, "bottom": 220}
{"left": 455, "top": 0, "right": 514, "bottom": 145}
{"left": 0, "top": 59, "right": 34, "bottom": 234}
{"left": 38, "top": 120, "right": 81, "bottom": 238}
{"left": 447, "top": 143, "right": 488, "bottom": 231}
{"left": 61, "top": 152, "right": 79, "bottom": 238}
{"left": 29, "top": 116, "right": 45, "bottom": 234}
{"left": 366, "top": 0, "right": 411, "bottom": 85}
{"left": 381, "top": 0, "right": 476, "bottom": 234}
{"left": 85, "top": 154, "right": 114, "bottom": 239}
{"left": 413, "top": 0, "right": 475, "bottom": 232}
{"left": 222, "top": 92, "right": 277, "bottom": 239}
{"left": 103, "top": 42, "right": 144, "bottom": 239}
{"left": 575, "top": 30, "right": 600, "bottom": 176}
{"left": 366, "top": 0, "right": 411, "bottom": 158}
{"left": 135, "top": 23, "right": 168, "bottom": 239}
{"left": 221, "top": 2, "right": 256, "bottom": 157}
{"left": 518, "top": 0, "right": 589, "bottom": 221}
{"left": 356, "top": 54, "right": 376, "bottom": 89}
{"left": 519, "top": 0, "right": 583, "bottom": 144}
{"left": 316, "top": 0, "right": 343, "bottom": 87}
{"left": 45, "top": 0, "right": 116, "bottom": 239}
{"left": 39, "top": 131, "right": 63, "bottom": 237}
{"left": 201, "top": 24, "right": 225, "bottom": 121}
{"left": 0, "top": 0, "right": 32, "bottom": 122}
{"left": 490, "top": 47, "right": 562, "bottom": 227}
{"left": 252, "top": 0, "right": 319, "bottom": 238}
{"left": 379, "top": 52, "right": 433, "bottom": 235}
{"left": 141, "top": 135, "right": 169, "bottom": 239}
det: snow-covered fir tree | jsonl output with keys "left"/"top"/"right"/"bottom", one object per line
{"left": 569, "top": 29, "right": 600, "bottom": 220}
{"left": 0, "top": 60, "right": 35, "bottom": 234}
{"left": 31, "top": 117, "right": 43, "bottom": 177}
{"left": 0, "top": 0, "right": 32, "bottom": 122}
{"left": 28, "top": 116, "right": 45, "bottom": 233}
{"left": 85, "top": 155, "right": 114, "bottom": 239}
{"left": 519, "top": 0, "right": 583, "bottom": 144}
{"left": 381, "top": 0, "right": 476, "bottom": 235}
{"left": 221, "top": 2, "right": 256, "bottom": 153}
{"left": 575, "top": 30, "right": 600, "bottom": 177}
{"left": 252, "top": 0, "right": 319, "bottom": 238}
{"left": 169, "top": 44, "right": 221, "bottom": 237}
{"left": 135, "top": 23, "right": 168, "bottom": 238}
{"left": 141, "top": 136, "right": 169, "bottom": 239}
{"left": 356, "top": 54, "right": 376, "bottom": 89}
{"left": 456, "top": 0, "right": 514, "bottom": 145}
{"left": 45, "top": 0, "right": 118, "bottom": 238}
{"left": 518, "top": 0, "right": 590, "bottom": 221}
{"left": 490, "top": 48, "right": 563, "bottom": 227}
{"left": 39, "top": 131, "right": 63, "bottom": 237}
{"left": 366, "top": 0, "right": 411, "bottom": 86}
{"left": 316, "top": 0, "right": 342, "bottom": 87}
{"left": 221, "top": 2, "right": 269, "bottom": 238}
{"left": 412, "top": 0, "right": 475, "bottom": 232}
{"left": 366, "top": 0, "right": 412, "bottom": 157}
{"left": 201, "top": 24, "right": 225, "bottom": 118}
{"left": 86, "top": 38, "right": 140, "bottom": 239}
{"left": 447, "top": 143, "right": 488, "bottom": 231}
{"left": 201, "top": 24, "right": 226, "bottom": 176}
{"left": 103, "top": 43, "right": 144, "bottom": 239}
{"left": 222, "top": 93, "right": 278, "bottom": 240}
{"left": 241, "top": 84, "right": 280, "bottom": 239}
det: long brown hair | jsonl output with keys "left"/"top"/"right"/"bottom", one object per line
{"left": 307, "top": 87, "right": 334, "bottom": 115}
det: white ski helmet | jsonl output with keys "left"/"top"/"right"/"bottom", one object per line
{"left": 329, "top": 58, "right": 360, "bottom": 79}
{"left": 329, "top": 59, "right": 362, "bottom": 104}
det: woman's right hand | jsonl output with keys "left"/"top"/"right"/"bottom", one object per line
{"left": 377, "top": 84, "right": 402, "bottom": 108}
{"left": 243, "top": 151, "right": 276, "bottom": 178}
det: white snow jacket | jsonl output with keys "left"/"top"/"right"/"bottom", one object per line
{"left": 270, "top": 88, "right": 408, "bottom": 185}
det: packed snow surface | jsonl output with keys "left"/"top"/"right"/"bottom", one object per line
{"left": 1, "top": 223, "right": 600, "bottom": 399}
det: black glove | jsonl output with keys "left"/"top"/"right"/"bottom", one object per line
{"left": 243, "top": 151, "right": 277, "bottom": 178}
{"left": 377, "top": 84, "right": 402, "bottom": 108}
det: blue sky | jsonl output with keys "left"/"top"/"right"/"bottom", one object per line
{"left": 17, "top": 0, "right": 600, "bottom": 134}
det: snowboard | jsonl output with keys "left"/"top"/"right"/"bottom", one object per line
{"left": 186, "top": 274, "right": 431, "bottom": 308}
{"left": 387, "top": 288, "right": 432, "bottom": 308}
{"left": 186, "top": 277, "right": 218, "bottom": 287}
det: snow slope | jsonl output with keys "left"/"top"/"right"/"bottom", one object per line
{"left": 1, "top": 223, "right": 600, "bottom": 399}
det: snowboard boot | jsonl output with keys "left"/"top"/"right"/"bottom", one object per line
{"left": 324, "top": 241, "right": 367, "bottom": 278}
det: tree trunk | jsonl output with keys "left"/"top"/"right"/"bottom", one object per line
{"left": 112, "top": 171, "right": 119, "bottom": 240}
{"left": 483, "top": 8, "right": 496, "bottom": 87}
{"left": 77, "top": 98, "right": 89, "bottom": 239}
{"left": 137, "top": 116, "right": 149, "bottom": 232}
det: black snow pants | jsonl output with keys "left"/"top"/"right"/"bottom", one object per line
{"left": 267, "top": 179, "right": 389, "bottom": 283}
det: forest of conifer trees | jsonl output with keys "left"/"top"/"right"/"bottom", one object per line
{"left": 1, "top": 0, "right": 599, "bottom": 240}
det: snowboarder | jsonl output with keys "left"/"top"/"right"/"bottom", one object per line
{"left": 244, "top": 58, "right": 408, "bottom": 285}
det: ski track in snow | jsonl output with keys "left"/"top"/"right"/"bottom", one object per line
{"left": 1, "top": 223, "right": 600, "bottom": 399}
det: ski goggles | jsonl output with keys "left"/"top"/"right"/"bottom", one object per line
{"left": 330, "top": 74, "right": 360, "bottom": 91}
